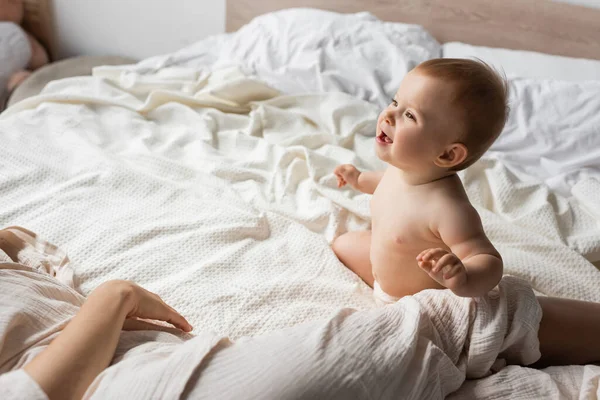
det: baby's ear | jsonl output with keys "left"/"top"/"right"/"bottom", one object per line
{"left": 434, "top": 143, "right": 468, "bottom": 169}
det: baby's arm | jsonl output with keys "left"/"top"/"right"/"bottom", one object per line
{"left": 419, "top": 204, "right": 503, "bottom": 297}
{"left": 334, "top": 164, "right": 384, "bottom": 195}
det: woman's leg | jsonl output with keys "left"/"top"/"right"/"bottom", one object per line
{"left": 535, "top": 296, "right": 600, "bottom": 367}
{"left": 331, "top": 231, "right": 374, "bottom": 287}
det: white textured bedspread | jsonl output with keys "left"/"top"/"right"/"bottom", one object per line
{"left": 1, "top": 66, "right": 600, "bottom": 398}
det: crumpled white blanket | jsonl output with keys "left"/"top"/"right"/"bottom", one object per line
{"left": 88, "top": 8, "right": 600, "bottom": 197}
{"left": 88, "top": 8, "right": 442, "bottom": 109}
{"left": 1, "top": 66, "right": 600, "bottom": 398}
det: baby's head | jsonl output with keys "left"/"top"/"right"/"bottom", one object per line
{"left": 376, "top": 58, "right": 509, "bottom": 174}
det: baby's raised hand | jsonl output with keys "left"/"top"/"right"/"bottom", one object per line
{"left": 416, "top": 248, "right": 467, "bottom": 291}
{"left": 334, "top": 164, "right": 360, "bottom": 188}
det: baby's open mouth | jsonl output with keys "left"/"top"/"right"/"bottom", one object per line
{"left": 377, "top": 131, "right": 393, "bottom": 144}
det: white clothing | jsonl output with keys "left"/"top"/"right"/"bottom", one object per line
{"left": 373, "top": 280, "right": 402, "bottom": 305}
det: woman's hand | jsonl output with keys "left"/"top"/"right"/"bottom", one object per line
{"left": 25, "top": 280, "right": 192, "bottom": 400}
{"left": 103, "top": 280, "right": 193, "bottom": 332}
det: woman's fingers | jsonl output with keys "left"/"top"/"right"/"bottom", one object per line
{"left": 123, "top": 318, "right": 184, "bottom": 335}
{"left": 150, "top": 298, "right": 193, "bottom": 332}
{"left": 163, "top": 311, "right": 193, "bottom": 332}
{"left": 129, "top": 285, "right": 193, "bottom": 332}
{"left": 162, "top": 301, "right": 193, "bottom": 332}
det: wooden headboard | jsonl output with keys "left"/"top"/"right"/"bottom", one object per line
{"left": 22, "top": 0, "right": 57, "bottom": 61}
{"left": 226, "top": 0, "right": 600, "bottom": 60}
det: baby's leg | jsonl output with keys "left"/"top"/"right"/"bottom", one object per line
{"left": 535, "top": 296, "right": 600, "bottom": 367}
{"left": 331, "top": 231, "right": 374, "bottom": 287}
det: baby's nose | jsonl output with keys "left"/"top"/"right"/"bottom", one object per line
{"left": 384, "top": 110, "right": 395, "bottom": 126}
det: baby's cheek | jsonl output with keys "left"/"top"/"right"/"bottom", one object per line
{"left": 392, "top": 136, "right": 409, "bottom": 151}
{"left": 393, "top": 136, "right": 421, "bottom": 159}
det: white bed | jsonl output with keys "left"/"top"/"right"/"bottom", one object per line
{"left": 1, "top": 7, "right": 600, "bottom": 399}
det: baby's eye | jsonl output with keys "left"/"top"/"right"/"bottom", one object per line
{"left": 405, "top": 111, "right": 416, "bottom": 121}
{"left": 391, "top": 99, "right": 398, "bottom": 107}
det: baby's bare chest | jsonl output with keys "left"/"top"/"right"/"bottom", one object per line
{"left": 370, "top": 182, "right": 441, "bottom": 249}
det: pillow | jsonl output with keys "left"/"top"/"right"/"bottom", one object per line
{"left": 7, "top": 55, "right": 136, "bottom": 107}
{"left": 484, "top": 78, "right": 600, "bottom": 195}
{"left": 443, "top": 42, "right": 600, "bottom": 81}
{"left": 133, "top": 8, "right": 442, "bottom": 108}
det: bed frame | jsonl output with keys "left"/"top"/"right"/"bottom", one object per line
{"left": 23, "top": 0, "right": 56, "bottom": 60}
{"left": 226, "top": 0, "right": 600, "bottom": 60}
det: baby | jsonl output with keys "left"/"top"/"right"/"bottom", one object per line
{"left": 333, "top": 58, "right": 508, "bottom": 304}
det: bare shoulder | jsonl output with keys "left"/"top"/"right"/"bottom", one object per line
{"left": 430, "top": 178, "right": 483, "bottom": 236}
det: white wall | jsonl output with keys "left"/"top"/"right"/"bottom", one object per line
{"left": 52, "top": 0, "right": 226, "bottom": 61}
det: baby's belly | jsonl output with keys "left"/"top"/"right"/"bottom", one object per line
{"left": 370, "top": 240, "right": 446, "bottom": 298}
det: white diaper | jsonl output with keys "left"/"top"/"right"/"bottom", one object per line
{"left": 373, "top": 281, "right": 401, "bottom": 306}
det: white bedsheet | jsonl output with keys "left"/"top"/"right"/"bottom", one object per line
{"left": 1, "top": 65, "right": 600, "bottom": 398}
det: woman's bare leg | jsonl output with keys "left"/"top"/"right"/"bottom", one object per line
{"left": 331, "top": 231, "right": 374, "bottom": 287}
{"left": 535, "top": 296, "right": 600, "bottom": 367}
